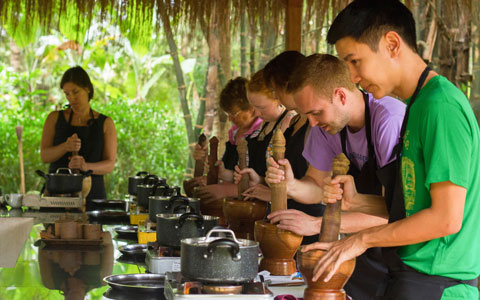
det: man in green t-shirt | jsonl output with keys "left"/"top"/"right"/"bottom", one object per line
{"left": 303, "top": 0, "right": 480, "bottom": 299}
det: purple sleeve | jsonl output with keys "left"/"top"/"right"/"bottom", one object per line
{"left": 302, "top": 126, "right": 342, "bottom": 171}
{"left": 369, "top": 95, "right": 406, "bottom": 168}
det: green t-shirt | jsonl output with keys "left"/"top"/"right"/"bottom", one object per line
{"left": 399, "top": 76, "right": 480, "bottom": 299}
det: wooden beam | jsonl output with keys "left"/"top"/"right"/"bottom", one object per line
{"left": 285, "top": 0, "right": 303, "bottom": 51}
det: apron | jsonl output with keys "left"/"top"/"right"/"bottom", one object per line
{"left": 50, "top": 109, "right": 107, "bottom": 207}
{"left": 246, "top": 110, "right": 288, "bottom": 177}
{"left": 340, "top": 92, "right": 388, "bottom": 300}
{"left": 376, "top": 66, "right": 477, "bottom": 299}
{"left": 285, "top": 118, "right": 324, "bottom": 245}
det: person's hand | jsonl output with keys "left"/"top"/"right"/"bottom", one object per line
{"left": 193, "top": 143, "right": 207, "bottom": 161}
{"left": 64, "top": 133, "right": 81, "bottom": 152}
{"left": 68, "top": 155, "right": 87, "bottom": 171}
{"left": 217, "top": 161, "right": 230, "bottom": 182}
{"left": 241, "top": 184, "right": 271, "bottom": 202}
{"left": 323, "top": 174, "right": 357, "bottom": 210}
{"left": 234, "top": 165, "right": 262, "bottom": 186}
{"left": 267, "top": 209, "right": 321, "bottom": 236}
{"left": 301, "top": 233, "right": 367, "bottom": 282}
{"left": 187, "top": 176, "right": 207, "bottom": 187}
{"left": 196, "top": 184, "right": 230, "bottom": 205}
{"left": 265, "top": 157, "right": 295, "bottom": 189}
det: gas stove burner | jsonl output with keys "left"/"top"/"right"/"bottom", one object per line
{"left": 201, "top": 283, "right": 243, "bottom": 295}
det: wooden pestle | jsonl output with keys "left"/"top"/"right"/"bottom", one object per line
{"left": 206, "top": 136, "right": 219, "bottom": 185}
{"left": 237, "top": 137, "right": 249, "bottom": 200}
{"left": 318, "top": 153, "right": 350, "bottom": 243}
{"left": 270, "top": 129, "right": 287, "bottom": 212}
{"left": 193, "top": 133, "right": 208, "bottom": 177}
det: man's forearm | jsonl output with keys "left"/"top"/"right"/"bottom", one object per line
{"left": 287, "top": 176, "right": 324, "bottom": 204}
{"left": 349, "top": 193, "right": 389, "bottom": 218}
{"left": 340, "top": 212, "right": 387, "bottom": 234}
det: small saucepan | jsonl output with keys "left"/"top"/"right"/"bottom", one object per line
{"left": 149, "top": 195, "right": 200, "bottom": 222}
{"left": 36, "top": 168, "right": 92, "bottom": 194}
{"left": 128, "top": 171, "right": 149, "bottom": 196}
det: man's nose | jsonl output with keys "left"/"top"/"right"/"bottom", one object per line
{"left": 307, "top": 115, "right": 318, "bottom": 127}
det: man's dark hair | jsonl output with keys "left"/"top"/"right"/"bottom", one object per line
{"left": 219, "top": 77, "right": 250, "bottom": 113}
{"left": 327, "top": 0, "right": 417, "bottom": 52}
{"left": 60, "top": 66, "right": 94, "bottom": 100}
{"left": 263, "top": 51, "right": 305, "bottom": 90}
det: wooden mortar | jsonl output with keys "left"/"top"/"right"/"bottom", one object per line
{"left": 254, "top": 129, "right": 302, "bottom": 275}
{"left": 298, "top": 153, "right": 356, "bottom": 300}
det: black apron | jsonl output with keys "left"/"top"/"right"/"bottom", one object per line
{"left": 50, "top": 109, "right": 107, "bottom": 208}
{"left": 246, "top": 110, "right": 288, "bottom": 177}
{"left": 222, "top": 141, "right": 238, "bottom": 171}
{"left": 376, "top": 66, "right": 477, "bottom": 299}
{"left": 340, "top": 92, "right": 389, "bottom": 300}
{"left": 284, "top": 118, "right": 324, "bottom": 245}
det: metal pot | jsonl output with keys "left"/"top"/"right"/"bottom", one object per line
{"left": 36, "top": 168, "right": 92, "bottom": 194}
{"left": 128, "top": 171, "right": 149, "bottom": 196}
{"left": 136, "top": 175, "right": 167, "bottom": 207}
{"left": 156, "top": 212, "right": 219, "bottom": 248}
{"left": 149, "top": 195, "right": 200, "bottom": 222}
{"left": 180, "top": 228, "right": 259, "bottom": 283}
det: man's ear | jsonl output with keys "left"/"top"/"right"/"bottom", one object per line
{"left": 333, "top": 88, "right": 347, "bottom": 105}
{"left": 384, "top": 31, "right": 402, "bottom": 57}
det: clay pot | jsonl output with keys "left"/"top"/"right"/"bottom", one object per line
{"left": 254, "top": 220, "right": 303, "bottom": 275}
{"left": 223, "top": 198, "right": 267, "bottom": 240}
{"left": 60, "top": 221, "right": 78, "bottom": 239}
{"left": 83, "top": 224, "right": 102, "bottom": 240}
{"left": 297, "top": 249, "right": 356, "bottom": 300}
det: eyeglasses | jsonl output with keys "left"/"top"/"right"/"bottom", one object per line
{"left": 227, "top": 110, "right": 242, "bottom": 119}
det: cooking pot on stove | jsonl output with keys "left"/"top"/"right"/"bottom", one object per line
{"left": 136, "top": 175, "right": 167, "bottom": 207}
{"left": 128, "top": 171, "right": 149, "bottom": 196}
{"left": 180, "top": 228, "right": 259, "bottom": 283}
{"left": 149, "top": 195, "right": 200, "bottom": 222}
{"left": 36, "top": 168, "right": 93, "bottom": 194}
{"left": 156, "top": 212, "right": 219, "bottom": 248}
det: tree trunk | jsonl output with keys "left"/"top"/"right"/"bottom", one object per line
{"left": 454, "top": 0, "right": 472, "bottom": 96}
{"left": 471, "top": 0, "right": 480, "bottom": 121}
{"left": 240, "top": 1, "right": 248, "bottom": 77}
{"left": 158, "top": 1, "right": 195, "bottom": 155}
{"left": 437, "top": 0, "right": 455, "bottom": 81}
{"left": 249, "top": 14, "right": 257, "bottom": 76}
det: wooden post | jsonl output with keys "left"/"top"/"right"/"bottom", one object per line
{"left": 207, "top": 136, "right": 219, "bottom": 185}
{"left": 237, "top": 137, "right": 249, "bottom": 200}
{"left": 319, "top": 153, "right": 350, "bottom": 243}
{"left": 270, "top": 130, "right": 287, "bottom": 212}
{"left": 285, "top": 0, "right": 303, "bottom": 51}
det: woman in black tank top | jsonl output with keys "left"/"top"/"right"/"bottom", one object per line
{"left": 40, "top": 66, "right": 117, "bottom": 210}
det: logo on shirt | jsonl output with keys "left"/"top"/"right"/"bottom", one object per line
{"left": 402, "top": 156, "right": 415, "bottom": 215}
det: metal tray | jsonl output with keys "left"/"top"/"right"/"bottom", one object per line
{"left": 119, "top": 244, "right": 148, "bottom": 256}
{"left": 104, "top": 273, "right": 165, "bottom": 293}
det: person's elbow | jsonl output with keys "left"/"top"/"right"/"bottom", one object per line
{"left": 104, "top": 159, "right": 116, "bottom": 174}
{"left": 441, "top": 218, "right": 463, "bottom": 236}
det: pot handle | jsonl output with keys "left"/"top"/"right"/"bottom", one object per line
{"left": 176, "top": 212, "right": 204, "bottom": 229}
{"left": 204, "top": 228, "right": 241, "bottom": 244}
{"left": 55, "top": 168, "right": 72, "bottom": 174}
{"left": 152, "top": 182, "right": 169, "bottom": 196}
{"left": 166, "top": 195, "right": 189, "bottom": 209}
{"left": 35, "top": 170, "right": 48, "bottom": 180}
{"left": 172, "top": 204, "right": 196, "bottom": 214}
{"left": 143, "top": 174, "right": 159, "bottom": 184}
{"left": 136, "top": 171, "right": 149, "bottom": 177}
{"left": 205, "top": 238, "right": 241, "bottom": 261}
{"left": 82, "top": 170, "right": 93, "bottom": 178}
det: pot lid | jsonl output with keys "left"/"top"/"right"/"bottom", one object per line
{"left": 181, "top": 228, "right": 259, "bottom": 247}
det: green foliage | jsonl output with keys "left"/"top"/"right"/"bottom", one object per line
{"left": 0, "top": 22, "right": 196, "bottom": 198}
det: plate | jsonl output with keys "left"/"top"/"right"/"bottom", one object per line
{"left": 114, "top": 225, "right": 138, "bottom": 239}
{"left": 119, "top": 244, "right": 148, "bottom": 256}
{"left": 104, "top": 273, "right": 165, "bottom": 293}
